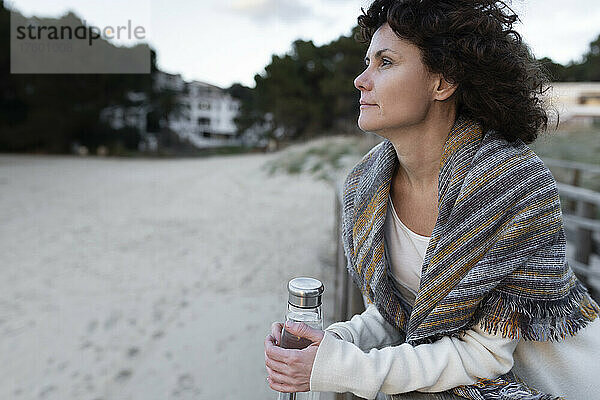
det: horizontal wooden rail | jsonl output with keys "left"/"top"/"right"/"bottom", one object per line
{"left": 556, "top": 182, "right": 600, "bottom": 206}
{"left": 543, "top": 157, "right": 600, "bottom": 175}
{"left": 563, "top": 214, "right": 600, "bottom": 233}
{"left": 569, "top": 259, "right": 600, "bottom": 280}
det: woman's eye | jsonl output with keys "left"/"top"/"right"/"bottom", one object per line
{"left": 364, "top": 58, "right": 391, "bottom": 68}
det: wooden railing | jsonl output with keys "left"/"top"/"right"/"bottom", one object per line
{"left": 333, "top": 182, "right": 366, "bottom": 400}
{"left": 330, "top": 158, "right": 600, "bottom": 399}
{"left": 333, "top": 181, "right": 366, "bottom": 325}
{"left": 543, "top": 158, "right": 600, "bottom": 299}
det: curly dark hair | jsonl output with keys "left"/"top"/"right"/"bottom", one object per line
{"left": 357, "top": 0, "right": 554, "bottom": 144}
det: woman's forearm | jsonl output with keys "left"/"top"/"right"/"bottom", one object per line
{"left": 311, "top": 324, "right": 518, "bottom": 399}
{"left": 325, "top": 303, "right": 404, "bottom": 351}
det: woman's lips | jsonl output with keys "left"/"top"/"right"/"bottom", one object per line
{"left": 360, "top": 104, "right": 377, "bottom": 108}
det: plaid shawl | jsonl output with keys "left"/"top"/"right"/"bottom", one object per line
{"left": 340, "top": 115, "right": 599, "bottom": 399}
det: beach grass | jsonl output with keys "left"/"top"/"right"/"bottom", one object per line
{"left": 264, "top": 128, "right": 600, "bottom": 191}
{"left": 262, "top": 134, "right": 377, "bottom": 184}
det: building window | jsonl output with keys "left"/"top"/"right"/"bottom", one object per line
{"left": 198, "top": 117, "right": 210, "bottom": 126}
{"left": 199, "top": 102, "right": 211, "bottom": 110}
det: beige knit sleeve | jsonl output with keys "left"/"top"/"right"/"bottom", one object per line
{"left": 311, "top": 323, "right": 519, "bottom": 399}
{"left": 324, "top": 303, "right": 404, "bottom": 351}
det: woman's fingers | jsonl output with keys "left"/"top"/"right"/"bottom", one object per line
{"left": 264, "top": 328, "right": 314, "bottom": 394}
{"left": 265, "top": 351, "right": 288, "bottom": 372}
{"left": 266, "top": 365, "right": 289, "bottom": 384}
{"left": 264, "top": 333, "right": 295, "bottom": 363}
{"left": 268, "top": 377, "right": 294, "bottom": 393}
{"left": 266, "top": 366, "right": 294, "bottom": 392}
{"left": 282, "top": 322, "right": 325, "bottom": 344}
{"left": 266, "top": 365, "right": 278, "bottom": 381}
{"left": 271, "top": 321, "right": 283, "bottom": 344}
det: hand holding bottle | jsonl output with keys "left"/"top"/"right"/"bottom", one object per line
{"left": 267, "top": 277, "right": 324, "bottom": 399}
{"left": 264, "top": 321, "right": 325, "bottom": 393}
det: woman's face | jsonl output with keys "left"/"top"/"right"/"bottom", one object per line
{"left": 354, "top": 23, "right": 439, "bottom": 134}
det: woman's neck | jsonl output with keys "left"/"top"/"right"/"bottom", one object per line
{"left": 388, "top": 113, "right": 455, "bottom": 192}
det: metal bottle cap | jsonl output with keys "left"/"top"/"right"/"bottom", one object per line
{"left": 287, "top": 277, "right": 324, "bottom": 308}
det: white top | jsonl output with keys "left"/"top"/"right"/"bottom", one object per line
{"left": 309, "top": 193, "right": 600, "bottom": 399}
{"left": 384, "top": 193, "right": 429, "bottom": 293}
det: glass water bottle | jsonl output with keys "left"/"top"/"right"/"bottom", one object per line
{"left": 277, "top": 277, "right": 324, "bottom": 400}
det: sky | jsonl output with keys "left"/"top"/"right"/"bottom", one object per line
{"left": 6, "top": 0, "right": 600, "bottom": 89}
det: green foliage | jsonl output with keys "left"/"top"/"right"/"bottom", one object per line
{"left": 227, "top": 83, "right": 260, "bottom": 135}
{"left": 230, "top": 26, "right": 367, "bottom": 143}
{"left": 538, "top": 57, "right": 567, "bottom": 82}
{"left": 539, "top": 34, "right": 600, "bottom": 82}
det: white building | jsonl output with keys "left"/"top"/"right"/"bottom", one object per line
{"left": 169, "top": 80, "right": 241, "bottom": 148}
{"left": 545, "top": 82, "right": 600, "bottom": 128}
{"left": 101, "top": 71, "right": 241, "bottom": 150}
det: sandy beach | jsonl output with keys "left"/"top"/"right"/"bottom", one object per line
{"left": 0, "top": 152, "right": 339, "bottom": 400}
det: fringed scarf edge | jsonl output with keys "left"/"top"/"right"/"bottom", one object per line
{"left": 475, "top": 279, "right": 600, "bottom": 342}
{"left": 405, "top": 279, "right": 599, "bottom": 347}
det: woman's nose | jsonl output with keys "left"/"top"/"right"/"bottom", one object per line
{"left": 354, "top": 69, "right": 371, "bottom": 91}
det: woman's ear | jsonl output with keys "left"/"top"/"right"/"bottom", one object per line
{"left": 433, "top": 76, "right": 458, "bottom": 101}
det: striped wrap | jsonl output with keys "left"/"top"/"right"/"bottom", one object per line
{"left": 340, "top": 115, "right": 599, "bottom": 399}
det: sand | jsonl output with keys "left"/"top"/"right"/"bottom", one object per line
{"left": 0, "top": 153, "right": 339, "bottom": 400}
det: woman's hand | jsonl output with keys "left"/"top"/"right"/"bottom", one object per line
{"left": 264, "top": 321, "right": 325, "bottom": 393}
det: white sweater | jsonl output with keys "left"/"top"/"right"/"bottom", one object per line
{"left": 309, "top": 194, "right": 600, "bottom": 399}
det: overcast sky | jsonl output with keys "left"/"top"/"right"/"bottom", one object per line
{"left": 7, "top": 0, "right": 600, "bottom": 88}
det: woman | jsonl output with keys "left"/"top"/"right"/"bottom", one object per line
{"left": 264, "top": 0, "right": 600, "bottom": 399}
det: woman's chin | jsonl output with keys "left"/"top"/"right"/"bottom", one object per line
{"left": 358, "top": 116, "right": 375, "bottom": 132}
{"left": 357, "top": 119, "right": 379, "bottom": 133}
